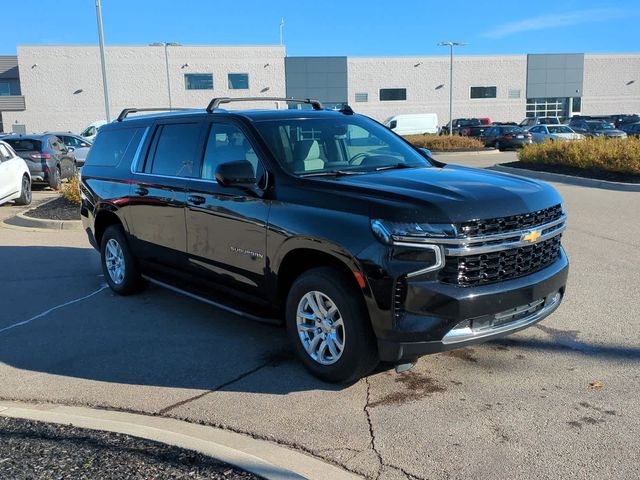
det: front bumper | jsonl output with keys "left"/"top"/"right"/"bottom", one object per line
{"left": 376, "top": 249, "right": 569, "bottom": 362}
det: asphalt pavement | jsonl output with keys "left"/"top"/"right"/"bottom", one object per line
{"left": 0, "top": 152, "right": 638, "bottom": 480}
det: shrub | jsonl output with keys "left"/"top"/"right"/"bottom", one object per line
{"left": 518, "top": 137, "right": 640, "bottom": 176}
{"left": 403, "top": 134, "right": 485, "bottom": 151}
{"left": 61, "top": 173, "right": 81, "bottom": 205}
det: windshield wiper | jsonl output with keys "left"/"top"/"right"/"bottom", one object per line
{"left": 375, "top": 163, "right": 419, "bottom": 171}
{"left": 300, "top": 170, "right": 367, "bottom": 177}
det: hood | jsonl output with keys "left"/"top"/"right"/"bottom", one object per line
{"left": 305, "top": 165, "right": 562, "bottom": 224}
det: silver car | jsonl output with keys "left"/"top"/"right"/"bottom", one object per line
{"left": 47, "top": 132, "right": 92, "bottom": 166}
{"left": 528, "top": 125, "right": 584, "bottom": 143}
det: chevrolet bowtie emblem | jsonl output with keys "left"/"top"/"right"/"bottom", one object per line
{"left": 522, "top": 230, "right": 541, "bottom": 243}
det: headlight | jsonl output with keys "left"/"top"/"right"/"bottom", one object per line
{"left": 371, "top": 219, "right": 457, "bottom": 244}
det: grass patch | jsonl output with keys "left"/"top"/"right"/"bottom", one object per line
{"left": 519, "top": 137, "right": 640, "bottom": 176}
{"left": 403, "top": 134, "right": 485, "bottom": 151}
{"left": 61, "top": 173, "right": 81, "bottom": 205}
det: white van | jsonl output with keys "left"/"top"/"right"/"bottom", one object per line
{"left": 383, "top": 114, "right": 438, "bottom": 135}
{"left": 80, "top": 120, "right": 108, "bottom": 142}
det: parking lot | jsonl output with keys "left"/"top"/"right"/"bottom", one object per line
{"left": 1, "top": 152, "right": 639, "bottom": 480}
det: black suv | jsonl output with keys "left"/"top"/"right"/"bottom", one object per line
{"left": 81, "top": 98, "right": 569, "bottom": 383}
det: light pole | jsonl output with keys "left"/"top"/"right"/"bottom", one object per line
{"left": 280, "top": 18, "right": 285, "bottom": 46}
{"left": 95, "top": 0, "right": 111, "bottom": 121}
{"left": 150, "top": 42, "right": 181, "bottom": 109}
{"left": 438, "top": 41, "right": 466, "bottom": 135}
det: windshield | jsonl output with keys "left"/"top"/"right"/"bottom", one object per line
{"left": 253, "top": 116, "right": 431, "bottom": 176}
{"left": 540, "top": 118, "right": 560, "bottom": 125}
{"left": 548, "top": 126, "right": 573, "bottom": 134}
{"left": 4, "top": 138, "right": 42, "bottom": 151}
{"left": 587, "top": 122, "right": 613, "bottom": 130}
{"left": 458, "top": 119, "right": 481, "bottom": 127}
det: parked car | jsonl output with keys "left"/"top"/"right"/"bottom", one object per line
{"left": 383, "top": 113, "right": 438, "bottom": 135}
{"left": 568, "top": 119, "right": 627, "bottom": 139}
{"left": 440, "top": 118, "right": 488, "bottom": 137}
{"left": 481, "top": 126, "right": 532, "bottom": 151}
{"left": 610, "top": 114, "right": 640, "bottom": 128}
{"left": 0, "top": 140, "right": 31, "bottom": 206}
{"left": 528, "top": 125, "right": 583, "bottom": 143}
{"left": 478, "top": 117, "right": 492, "bottom": 126}
{"left": 4, "top": 134, "right": 78, "bottom": 190}
{"left": 620, "top": 122, "right": 640, "bottom": 138}
{"left": 519, "top": 117, "right": 561, "bottom": 130}
{"left": 80, "top": 120, "right": 108, "bottom": 142}
{"left": 47, "top": 132, "right": 93, "bottom": 166}
{"left": 81, "top": 98, "right": 568, "bottom": 383}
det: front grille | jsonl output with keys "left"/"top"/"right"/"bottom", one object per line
{"left": 458, "top": 204, "right": 563, "bottom": 237}
{"left": 440, "top": 235, "right": 562, "bottom": 287}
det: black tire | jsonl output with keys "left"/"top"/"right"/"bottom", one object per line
{"left": 285, "top": 267, "right": 379, "bottom": 383}
{"left": 14, "top": 174, "right": 32, "bottom": 206}
{"left": 49, "top": 166, "right": 61, "bottom": 190}
{"left": 495, "top": 141, "right": 503, "bottom": 151}
{"left": 100, "top": 224, "right": 144, "bottom": 295}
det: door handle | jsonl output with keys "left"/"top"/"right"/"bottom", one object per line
{"left": 134, "top": 186, "right": 149, "bottom": 196}
{"left": 188, "top": 195, "right": 206, "bottom": 205}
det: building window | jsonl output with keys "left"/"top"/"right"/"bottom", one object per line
{"left": 228, "top": 73, "right": 249, "bottom": 90}
{"left": 354, "top": 92, "right": 368, "bottom": 102}
{"left": 525, "top": 98, "right": 570, "bottom": 118}
{"left": 0, "top": 82, "right": 10, "bottom": 96}
{"left": 380, "top": 88, "right": 406, "bottom": 101}
{"left": 470, "top": 86, "right": 497, "bottom": 99}
{"left": 571, "top": 97, "right": 582, "bottom": 113}
{"left": 185, "top": 73, "right": 213, "bottom": 90}
{"left": 508, "top": 89, "right": 521, "bottom": 99}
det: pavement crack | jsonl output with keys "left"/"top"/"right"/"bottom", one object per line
{"left": 364, "top": 376, "right": 383, "bottom": 479}
{"left": 158, "top": 362, "right": 269, "bottom": 415}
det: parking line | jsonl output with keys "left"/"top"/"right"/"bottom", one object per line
{"left": 0, "top": 285, "right": 109, "bottom": 335}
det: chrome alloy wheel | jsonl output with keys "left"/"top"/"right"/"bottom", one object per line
{"left": 105, "top": 238, "right": 125, "bottom": 285}
{"left": 296, "top": 291, "right": 345, "bottom": 365}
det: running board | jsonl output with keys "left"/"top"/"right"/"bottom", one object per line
{"left": 142, "top": 275, "right": 281, "bottom": 325}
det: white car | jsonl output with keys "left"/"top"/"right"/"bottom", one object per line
{"left": 528, "top": 125, "right": 584, "bottom": 143}
{"left": 384, "top": 113, "right": 439, "bottom": 135}
{"left": 80, "top": 120, "right": 108, "bottom": 142}
{"left": 0, "top": 140, "right": 31, "bottom": 206}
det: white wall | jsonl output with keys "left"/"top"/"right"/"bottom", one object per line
{"left": 347, "top": 55, "right": 528, "bottom": 125}
{"left": 3, "top": 45, "right": 286, "bottom": 133}
{"left": 582, "top": 54, "right": 640, "bottom": 115}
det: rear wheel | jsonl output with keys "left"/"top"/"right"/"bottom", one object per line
{"left": 495, "top": 141, "right": 503, "bottom": 151}
{"left": 100, "top": 224, "right": 144, "bottom": 295}
{"left": 14, "top": 174, "right": 32, "bottom": 206}
{"left": 49, "top": 166, "right": 61, "bottom": 190}
{"left": 286, "top": 267, "right": 379, "bottom": 383}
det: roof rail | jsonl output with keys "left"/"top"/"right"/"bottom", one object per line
{"left": 206, "top": 97, "right": 323, "bottom": 113}
{"left": 116, "top": 107, "right": 192, "bottom": 122}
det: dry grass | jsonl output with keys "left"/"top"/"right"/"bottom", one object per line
{"left": 519, "top": 137, "right": 640, "bottom": 176}
{"left": 403, "top": 134, "right": 485, "bottom": 151}
{"left": 61, "top": 173, "right": 81, "bottom": 205}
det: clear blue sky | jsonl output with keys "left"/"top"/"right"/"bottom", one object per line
{"left": 1, "top": 0, "right": 638, "bottom": 56}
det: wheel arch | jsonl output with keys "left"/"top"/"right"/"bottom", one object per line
{"left": 94, "top": 208, "right": 125, "bottom": 247}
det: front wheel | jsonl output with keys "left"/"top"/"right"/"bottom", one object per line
{"left": 49, "top": 166, "right": 61, "bottom": 190}
{"left": 286, "top": 267, "right": 379, "bottom": 383}
{"left": 14, "top": 174, "right": 32, "bottom": 206}
{"left": 100, "top": 225, "right": 144, "bottom": 295}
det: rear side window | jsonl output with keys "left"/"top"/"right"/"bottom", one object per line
{"left": 5, "top": 139, "right": 42, "bottom": 151}
{"left": 146, "top": 123, "right": 201, "bottom": 177}
{"left": 86, "top": 127, "right": 142, "bottom": 167}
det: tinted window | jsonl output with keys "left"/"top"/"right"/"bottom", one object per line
{"left": 185, "top": 73, "right": 213, "bottom": 90}
{"left": 0, "top": 144, "right": 11, "bottom": 160}
{"left": 201, "top": 124, "right": 261, "bottom": 180}
{"left": 86, "top": 127, "right": 142, "bottom": 167}
{"left": 5, "top": 138, "right": 42, "bottom": 151}
{"left": 539, "top": 118, "right": 560, "bottom": 125}
{"left": 254, "top": 116, "right": 430, "bottom": 175}
{"left": 548, "top": 126, "right": 573, "bottom": 134}
{"left": 228, "top": 73, "right": 249, "bottom": 89}
{"left": 380, "top": 88, "right": 407, "bottom": 101}
{"left": 148, "top": 123, "right": 201, "bottom": 177}
{"left": 470, "top": 86, "right": 497, "bottom": 99}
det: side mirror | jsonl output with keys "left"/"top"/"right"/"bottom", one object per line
{"left": 215, "top": 160, "right": 256, "bottom": 188}
{"left": 67, "top": 146, "right": 75, "bottom": 152}
{"left": 419, "top": 147, "right": 433, "bottom": 158}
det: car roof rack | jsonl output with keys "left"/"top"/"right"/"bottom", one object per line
{"left": 206, "top": 97, "right": 324, "bottom": 113}
{"left": 116, "top": 107, "right": 192, "bottom": 122}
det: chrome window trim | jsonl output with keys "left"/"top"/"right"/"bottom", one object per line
{"left": 130, "top": 126, "right": 150, "bottom": 174}
{"left": 392, "top": 242, "right": 444, "bottom": 277}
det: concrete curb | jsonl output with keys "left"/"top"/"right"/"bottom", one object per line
{"left": 2, "top": 211, "right": 83, "bottom": 230}
{"left": 490, "top": 164, "right": 640, "bottom": 192}
{"left": 432, "top": 149, "right": 499, "bottom": 156}
{"left": 0, "top": 401, "right": 361, "bottom": 480}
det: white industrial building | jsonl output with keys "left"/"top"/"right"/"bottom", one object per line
{"left": 1, "top": 44, "right": 638, "bottom": 134}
